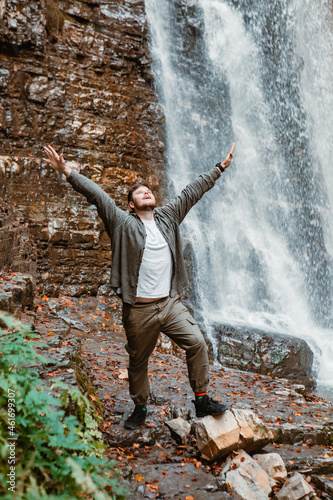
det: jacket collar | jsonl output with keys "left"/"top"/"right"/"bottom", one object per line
{"left": 129, "top": 209, "right": 158, "bottom": 220}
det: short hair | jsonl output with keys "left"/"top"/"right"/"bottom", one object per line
{"left": 127, "top": 182, "right": 150, "bottom": 204}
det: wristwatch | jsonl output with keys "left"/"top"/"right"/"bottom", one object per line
{"left": 215, "top": 162, "right": 225, "bottom": 173}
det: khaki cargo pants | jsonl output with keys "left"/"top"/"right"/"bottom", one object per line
{"left": 122, "top": 294, "right": 209, "bottom": 405}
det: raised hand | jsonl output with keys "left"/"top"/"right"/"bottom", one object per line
{"left": 216, "top": 142, "right": 235, "bottom": 172}
{"left": 43, "top": 145, "right": 72, "bottom": 177}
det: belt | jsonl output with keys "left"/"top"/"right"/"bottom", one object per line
{"left": 135, "top": 296, "right": 168, "bottom": 304}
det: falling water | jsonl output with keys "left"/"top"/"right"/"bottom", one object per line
{"left": 144, "top": 0, "right": 333, "bottom": 394}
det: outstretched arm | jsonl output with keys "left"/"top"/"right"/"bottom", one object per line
{"left": 43, "top": 145, "right": 126, "bottom": 234}
{"left": 160, "top": 143, "right": 235, "bottom": 224}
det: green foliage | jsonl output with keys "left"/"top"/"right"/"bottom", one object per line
{"left": 0, "top": 313, "right": 127, "bottom": 500}
{"left": 322, "top": 426, "right": 333, "bottom": 447}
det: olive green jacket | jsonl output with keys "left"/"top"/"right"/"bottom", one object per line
{"left": 66, "top": 166, "right": 222, "bottom": 304}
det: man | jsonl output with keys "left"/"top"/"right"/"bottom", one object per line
{"left": 43, "top": 143, "right": 235, "bottom": 429}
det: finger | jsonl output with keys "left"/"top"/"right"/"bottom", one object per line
{"left": 59, "top": 153, "right": 64, "bottom": 162}
{"left": 43, "top": 158, "right": 51, "bottom": 163}
{"left": 43, "top": 147, "right": 53, "bottom": 158}
{"left": 230, "top": 142, "right": 235, "bottom": 154}
{"left": 48, "top": 145, "right": 58, "bottom": 157}
{"left": 44, "top": 151, "right": 52, "bottom": 160}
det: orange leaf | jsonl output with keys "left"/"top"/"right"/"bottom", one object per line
{"left": 136, "top": 476, "right": 144, "bottom": 483}
{"left": 147, "top": 484, "right": 158, "bottom": 490}
{"left": 89, "top": 395, "right": 97, "bottom": 402}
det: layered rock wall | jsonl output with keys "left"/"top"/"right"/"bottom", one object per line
{"left": 0, "top": 0, "right": 166, "bottom": 297}
{"left": 0, "top": 201, "right": 37, "bottom": 276}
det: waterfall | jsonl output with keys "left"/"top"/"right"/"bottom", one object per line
{"left": 144, "top": 0, "right": 333, "bottom": 394}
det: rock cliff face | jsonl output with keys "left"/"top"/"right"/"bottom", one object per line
{"left": 0, "top": 0, "right": 166, "bottom": 297}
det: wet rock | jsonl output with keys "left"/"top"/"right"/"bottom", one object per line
{"left": 165, "top": 417, "right": 191, "bottom": 444}
{"left": 105, "top": 423, "right": 172, "bottom": 448}
{"left": 129, "top": 460, "right": 231, "bottom": 500}
{"left": 218, "top": 449, "right": 275, "bottom": 499}
{"left": 253, "top": 452, "right": 288, "bottom": 483}
{"left": 0, "top": 0, "right": 47, "bottom": 49}
{"left": 0, "top": 203, "right": 37, "bottom": 279}
{"left": 290, "top": 384, "right": 307, "bottom": 396}
{"left": 194, "top": 409, "right": 276, "bottom": 461}
{"left": 311, "top": 475, "right": 333, "bottom": 499}
{"left": 1, "top": 0, "right": 166, "bottom": 298}
{"left": 274, "top": 472, "right": 316, "bottom": 499}
{"left": 213, "top": 323, "right": 314, "bottom": 387}
{"left": 263, "top": 444, "right": 333, "bottom": 476}
{"left": 27, "top": 76, "right": 50, "bottom": 103}
{"left": 0, "top": 292, "right": 12, "bottom": 312}
{"left": 0, "top": 272, "right": 35, "bottom": 318}
{"left": 32, "top": 295, "right": 333, "bottom": 499}
{"left": 170, "top": 405, "right": 195, "bottom": 420}
{"left": 272, "top": 421, "right": 333, "bottom": 447}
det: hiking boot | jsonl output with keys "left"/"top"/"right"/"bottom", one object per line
{"left": 124, "top": 405, "right": 147, "bottom": 430}
{"left": 193, "top": 395, "right": 229, "bottom": 418}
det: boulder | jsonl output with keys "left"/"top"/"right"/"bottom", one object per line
{"left": 274, "top": 472, "right": 316, "bottom": 500}
{"left": 311, "top": 475, "right": 333, "bottom": 499}
{"left": 194, "top": 409, "right": 276, "bottom": 461}
{"left": 253, "top": 452, "right": 288, "bottom": 483}
{"left": 218, "top": 449, "right": 275, "bottom": 499}
{"left": 165, "top": 417, "right": 191, "bottom": 444}
{"left": 0, "top": 272, "right": 35, "bottom": 318}
{"left": 212, "top": 323, "right": 314, "bottom": 387}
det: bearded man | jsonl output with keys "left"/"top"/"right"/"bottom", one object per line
{"left": 43, "top": 143, "right": 235, "bottom": 429}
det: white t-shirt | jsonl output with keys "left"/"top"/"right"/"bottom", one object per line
{"left": 135, "top": 219, "right": 173, "bottom": 298}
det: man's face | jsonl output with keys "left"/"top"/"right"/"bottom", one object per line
{"left": 129, "top": 186, "right": 156, "bottom": 212}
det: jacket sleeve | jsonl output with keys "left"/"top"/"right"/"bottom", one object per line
{"left": 66, "top": 170, "right": 127, "bottom": 235}
{"left": 159, "top": 166, "right": 222, "bottom": 224}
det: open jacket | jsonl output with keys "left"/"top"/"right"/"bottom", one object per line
{"left": 66, "top": 166, "right": 222, "bottom": 305}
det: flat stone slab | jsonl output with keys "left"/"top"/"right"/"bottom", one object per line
{"left": 264, "top": 444, "right": 333, "bottom": 475}
{"left": 127, "top": 461, "right": 228, "bottom": 500}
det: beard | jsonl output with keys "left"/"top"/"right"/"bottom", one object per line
{"left": 133, "top": 199, "right": 156, "bottom": 211}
